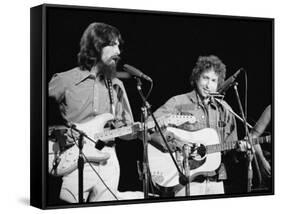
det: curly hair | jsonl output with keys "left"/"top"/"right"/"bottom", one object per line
{"left": 77, "top": 22, "right": 123, "bottom": 71}
{"left": 189, "top": 55, "right": 226, "bottom": 89}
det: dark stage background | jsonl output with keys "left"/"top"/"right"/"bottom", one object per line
{"left": 46, "top": 6, "right": 273, "bottom": 205}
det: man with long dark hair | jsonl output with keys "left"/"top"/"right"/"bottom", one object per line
{"left": 49, "top": 22, "right": 142, "bottom": 202}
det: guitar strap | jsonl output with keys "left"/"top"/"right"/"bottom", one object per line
{"left": 106, "top": 78, "right": 116, "bottom": 117}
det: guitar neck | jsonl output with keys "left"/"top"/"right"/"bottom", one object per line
{"left": 93, "top": 115, "right": 193, "bottom": 142}
{"left": 94, "top": 125, "right": 136, "bottom": 141}
{"left": 206, "top": 135, "right": 271, "bottom": 154}
{"left": 93, "top": 120, "right": 158, "bottom": 141}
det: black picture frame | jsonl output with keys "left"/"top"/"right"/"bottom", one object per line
{"left": 30, "top": 3, "right": 274, "bottom": 209}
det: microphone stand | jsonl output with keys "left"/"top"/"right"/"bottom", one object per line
{"left": 182, "top": 145, "right": 190, "bottom": 196}
{"left": 232, "top": 83, "right": 262, "bottom": 192}
{"left": 135, "top": 77, "right": 189, "bottom": 198}
{"left": 67, "top": 124, "right": 97, "bottom": 203}
{"left": 135, "top": 77, "right": 149, "bottom": 198}
{"left": 213, "top": 99, "right": 254, "bottom": 132}
{"left": 78, "top": 133, "right": 85, "bottom": 203}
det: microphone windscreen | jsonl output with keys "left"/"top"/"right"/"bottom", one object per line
{"left": 116, "top": 71, "right": 132, "bottom": 79}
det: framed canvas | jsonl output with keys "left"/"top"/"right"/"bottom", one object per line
{"left": 30, "top": 3, "right": 274, "bottom": 209}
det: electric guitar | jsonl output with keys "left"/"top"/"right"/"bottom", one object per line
{"left": 49, "top": 113, "right": 195, "bottom": 176}
{"left": 148, "top": 127, "right": 271, "bottom": 191}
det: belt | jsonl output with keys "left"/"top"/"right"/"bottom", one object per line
{"left": 192, "top": 175, "right": 218, "bottom": 183}
{"left": 95, "top": 139, "right": 115, "bottom": 149}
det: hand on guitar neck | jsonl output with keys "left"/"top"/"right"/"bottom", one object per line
{"left": 118, "top": 122, "right": 142, "bottom": 141}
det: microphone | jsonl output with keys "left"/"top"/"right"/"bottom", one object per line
{"left": 123, "top": 64, "right": 153, "bottom": 82}
{"left": 217, "top": 68, "right": 243, "bottom": 94}
{"left": 116, "top": 71, "right": 132, "bottom": 79}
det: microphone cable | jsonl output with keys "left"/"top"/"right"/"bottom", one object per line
{"left": 146, "top": 80, "right": 153, "bottom": 100}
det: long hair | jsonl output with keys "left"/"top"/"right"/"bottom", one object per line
{"left": 77, "top": 22, "right": 123, "bottom": 71}
{"left": 189, "top": 55, "right": 226, "bottom": 89}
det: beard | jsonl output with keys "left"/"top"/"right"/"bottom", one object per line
{"left": 97, "top": 56, "right": 120, "bottom": 80}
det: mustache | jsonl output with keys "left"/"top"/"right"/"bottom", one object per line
{"left": 110, "top": 55, "right": 121, "bottom": 63}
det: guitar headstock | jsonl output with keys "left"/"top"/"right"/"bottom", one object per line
{"left": 145, "top": 114, "right": 197, "bottom": 131}
{"left": 165, "top": 114, "right": 196, "bottom": 126}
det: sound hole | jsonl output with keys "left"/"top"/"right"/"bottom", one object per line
{"left": 189, "top": 144, "right": 206, "bottom": 170}
{"left": 197, "top": 144, "right": 206, "bottom": 157}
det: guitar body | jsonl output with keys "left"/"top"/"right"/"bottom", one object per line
{"left": 49, "top": 113, "right": 113, "bottom": 176}
{"left": 148, "top": 127, "right": 221, "bottom": 189}
{"left": 49, "top": 113, "right": 196, "bottom": 177}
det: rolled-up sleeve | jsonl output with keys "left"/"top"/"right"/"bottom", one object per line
{"left": 49, "top": 73, "right": 65, "bottom": 102}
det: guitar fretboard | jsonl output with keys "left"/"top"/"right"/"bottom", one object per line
{"left": 206, "top": 135, "right": 271, "bottom": 154}
{"left": 94, "top": 125, "right": 135, "bottom": 141}
{"left": 93, "top": 115, "right": 194, "bottom": 142}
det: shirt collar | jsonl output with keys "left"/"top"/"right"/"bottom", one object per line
{"left": 186, "top": 90, "right": 198, "bottom": 104}
{"left": 74, "top": 67, "right": 121, "bottom": 88}
{"left": 74, "top": 68, "right": 99, "bottom": 85}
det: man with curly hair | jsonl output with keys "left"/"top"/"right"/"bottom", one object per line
{"left": 150, "top": 55, "right": 239, "bottom": 196}
{"left": 49, "top": 22, "right": 142, "bottom": 203}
